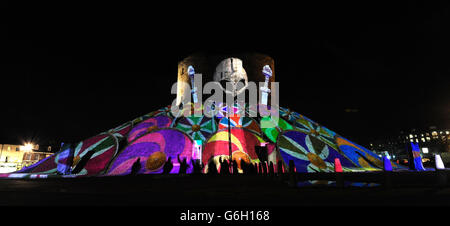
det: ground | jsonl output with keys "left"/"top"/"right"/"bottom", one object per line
{"left": 1, "top": 172, "right": 450, "bottom": 206}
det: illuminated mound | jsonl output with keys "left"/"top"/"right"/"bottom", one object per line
{"left": 106, "top": 128, "right": 193, "bottom": 175}
{"left": 277, "top": 130, "right": 360, "bottom": 172}
{"left": 127, "top": 115, "right": 172, "bottom": 143}
{"left": 1, "top": 103, "right": 403, "bottom": 178}
{"left": 69, "top": 133, "right": 119, "bottom": 176}
{"left": 202, "top": 127, "right": 266, "bottom": 173}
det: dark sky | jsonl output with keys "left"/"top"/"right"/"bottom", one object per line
{"left": 1, "top": 1, "right": 449, "bottom": 147}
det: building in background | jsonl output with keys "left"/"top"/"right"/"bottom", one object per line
{"left": 368, "top": 126, "right": 450, "bottom": 165}
{"left": 0, "top": 143, "right": 53, "bottom": 173}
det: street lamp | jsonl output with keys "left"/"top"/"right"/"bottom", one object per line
{"left": 21, "top": 143, "right": 34, "bottom": 152}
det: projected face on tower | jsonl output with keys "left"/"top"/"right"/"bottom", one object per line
{"left": 213, "top": 57, "right": 248, "bottom": 97}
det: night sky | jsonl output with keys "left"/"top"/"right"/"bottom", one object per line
{"left": 1, "top": 1, "right": 449, "bottom": 147}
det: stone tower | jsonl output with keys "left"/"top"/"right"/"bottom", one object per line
{"left": 176, "top": 52, "right": 275, "bottom": 106}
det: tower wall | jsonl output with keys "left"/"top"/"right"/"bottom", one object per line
{"left": 176, "top": 52, "right": 275, "bottom": 105}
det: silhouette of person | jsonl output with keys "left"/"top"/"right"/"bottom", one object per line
{"left": 178, "top": 154, "right": 188, "bottom": 175}
{"left": 248, "top": 163, "right": 254, "bottom": 174}
{"left": 263, "top": 162, "right": 268, "bottom": 175}
{"left": 277, "top": 160, "right": 284, "bottom": 174}
{"left": 232, "top": 160, "right": 238, "bottom": 174}
{"left": 192, "top": 159, "right": 203, "bottom": 174}
{"left": 288, "top": 160, "right": 297, "bottom": 187}
{"left": 162, "top": 157, "right": 173, "bottom": 174}
{"left": 269, "top": 161, "right": 274, "bottom": 177}
{"left": 130, "top": 157, "right": 141, "bottom": 176}
{"left": 240, "top": 160, "right": 247, "bottom": 174}
{"left": 207, "top": 160, "right": 218, "bottom": 175}
{"left": 288, "top": 160, "right": 295, "bottom": 173}
{"left": 220, "top": 157, "right": 230, "bottom": 175}
{"left": 255, "top": 146, "right": 268, "bottom": 163}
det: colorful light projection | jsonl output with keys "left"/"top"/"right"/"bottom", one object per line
{"left": 131, "top": 112, "right": 157, "bottom": 126}
{"left": 277, "top": 130, "right": 357, "bottom": 173}
{"left": 335, "top": 136, "right": 384, "bottom": 170}
{"left": 71, "top": 133, "right": 118, "bottom": 176}
{"left": 106, "top": 122, "right": 132, "bottom": 140}
{"left": 56, "top": 143, "right": 74, "bottom": 174}
{"left": 151, "top": 105, "right": 176, "bottom": 118}
{"left": 242, "top": 102, "right": 258, "bottom": 117}
{"left": 192, "top": 140, "right": 203, "bottom": 161}
{"left": 279, "top": 107, "right": 301, "bottom": 122}
{"left": 209, "top": 102, "right": 241, "bottom": 119}
{"left": 258, "top": 104, "right": 272, "bottom": 117}
{"left": 127, "top": 115, "right": 172, "bottom": 143}
{"left": 410, "top": 142, "right": 425, "bottom": 171}
{"left": 261, "top": 142, "right": 281, "bottom": 173}
{"left": 260, "top": 116, "right": 293, "bottom": 143}
{"left": 175, "top": 115, "right": 217, "bottom": 141}
{"left": 202, "top": 128, "right": 266, "bottom": 173}
{"left": 293, "top": 116, "right": 337, "bottom": 150}
{"left": 218, "top": 116, "right": 261, "bottom": 135}
{"left": 383, "top": 155, "right": 393, "bottom": 171}
{"left": 3, "top": 99, "right": 405, "bottom": 178}
{"left": 107, "top": 129, "right": 193, "bottom": 175}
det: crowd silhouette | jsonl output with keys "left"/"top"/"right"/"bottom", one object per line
{"left": 126, "top": 145, "right": 286, "bottom": 176}
{"left": 127, "top": 155, "right": 282, "bottom": 176}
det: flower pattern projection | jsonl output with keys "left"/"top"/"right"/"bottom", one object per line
{"left": 3, "top": 101, "right": 400, "bottom": 177}
{"left": 152, "top": 105, "right": 175, "bottom": 118}
{"left": 185, "top": 102, "right": 204, "bottom": 117}
{"left": 293, "top": 116, "right": 337, "bottom": 150}
{"left": 104, "top": 122, "right": 132, "bottom": 140}
{"left": 203, "top": 102, "right": 220, "bottom": 118}
{"left": 260, "top": 116, "right": 293, "bottom": 143}
{"left": 218, "top": 115, "right": 261, "bottom": 135}
{"left": 279, "top": 107, "right": 301, "bottom": 122}
{"left": 70, "top": 133, "right": 118, "bottom": 176}
{"left": 335, "top": 136, "right": 385, "bottom": 169}
{"left": 127, "top": 115, "right": 172, "bottom": 143}
{"left": 277, "top": 130, "right": 357, "bottom": 173}
{"left": 107, "top": 129, "right": 193, "bottom": 175}
{"left": 243, "top": 103, "right": 258, "bottom": 117}
{"left": 202, "top": 128, "right": 266, "bottom": 173}
{"left": 233, "top": 102, "right": 247, "bottom": 116}
{"left": 175, "top": 115, "right": 217, "bottom": 142}
{"left": 210, "top": 102, "right": 241, "bottom": 119}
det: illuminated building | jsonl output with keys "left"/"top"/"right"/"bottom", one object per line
{"left": 369, "top": 126, "right": 450, "bottom": 164}
{"left": 0, "top": 144, "right": 53, "bottom": 173}
{"left": 0, "top": 53, "right": 405, "bottom": 179}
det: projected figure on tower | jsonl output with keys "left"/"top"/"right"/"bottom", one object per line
{"left": 260, "top": 65, "right": 272, "bottom": 106}
{"left": 188, "top": 65, "right": 198, "bottom": 104}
